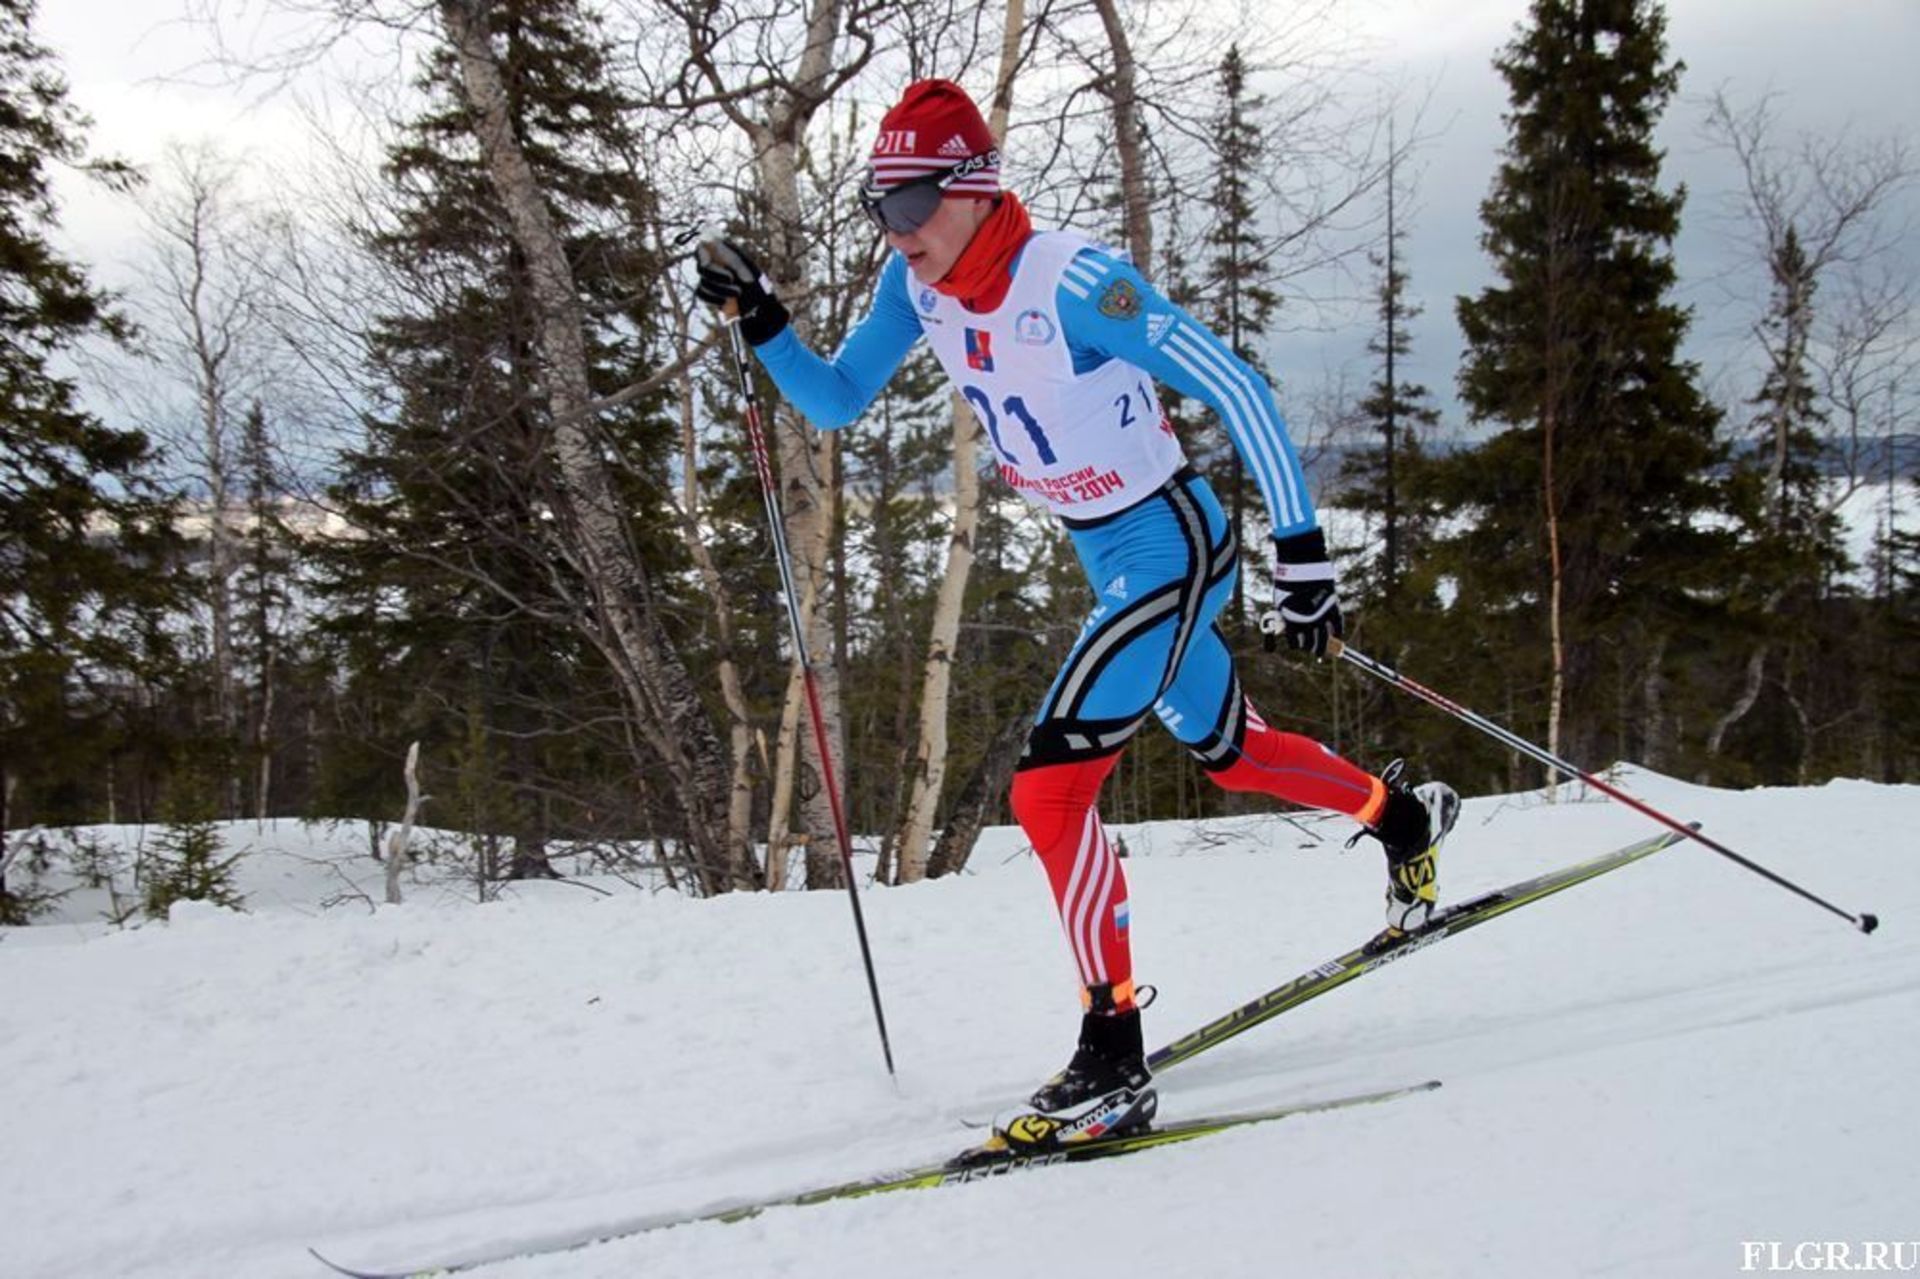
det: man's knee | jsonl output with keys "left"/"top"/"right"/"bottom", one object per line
{"left": 1010, "top": 753, "right": 1122, "bottom": 851}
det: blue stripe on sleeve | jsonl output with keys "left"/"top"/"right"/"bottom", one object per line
{"left": 1055, "top": 249, "right": 1316, "bottom": 535}
{"left": 752, "top": 254, "right": 924, "bottom": 431}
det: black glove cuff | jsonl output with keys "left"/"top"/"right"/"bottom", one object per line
{"left": 1273, "top": 526, "right": 1329, "bottom": 566}
{"left": 738, "top": 293, "right": 790, "bottom": 347}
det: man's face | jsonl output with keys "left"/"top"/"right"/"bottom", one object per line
{"left": 888, "top": 196, "right": 993, "bottom": 284}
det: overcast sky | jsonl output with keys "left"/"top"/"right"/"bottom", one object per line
{"left": 36, "top": 0, "right": 1920, "bottom": 436}
{"left": 1313, "top": 0, "right": 1920, "bottom": 434}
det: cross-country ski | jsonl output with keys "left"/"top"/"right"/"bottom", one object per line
{"left": 309, "top": 1081, "right": 1441, "bottom": 1278}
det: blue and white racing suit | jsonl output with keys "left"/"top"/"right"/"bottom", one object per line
{"left": 751, "top": 230, "right": 1384, "bottom": 1003}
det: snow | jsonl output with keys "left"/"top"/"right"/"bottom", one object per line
{"left": 4, "top": 767, "right": 1914, "bottom": 1278}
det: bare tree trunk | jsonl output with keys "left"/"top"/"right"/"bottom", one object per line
{"left": 153, "top": 149, "right": 247, "bottom": 813}
{"left": 385, "top": 741, "right": 425, "bottom": 906}
{"left": 437, "top": 0, "right": 751, "bottom": 893}
{"left": 895, "top": 5, "right": 1024, "bottom": 884}
{"left": 0, "top": 767, "right": 15, "bottom": 913}
{"left": 666, "top": 291, "right": 758, "bottom": 881}
{"left": 1640, "top": 630, "right": 1668, "bottom": 771}
{"left": 926, "top": 710, "right": 1031, "bottom": 879}
{"left": 1708, "top": 582, "right": 1790, "bottom": 760}
{"left": 1544, "top": 400, "right": 1566, "bottom": 796}
{"left": 243, "top": 402, "right": 277, "bottom": 828}
{"left": 1536, "top": 172, "right": 1582, "bottom": 796}
{"left": 200, "top": 371, "right": 237, "bottom": 809}
{"left": 1708, "top": 643, "right": 1771, "bottom": 758}
{"left": 767, "top": 653, "right": 806, "bottom": 889}
{"left": 896, "top": 392, "right": 980, "bottom": 883}
{"left": 1785, "top": 686, "right": 1813, "bottom": 786}
{"left": 713, "top": 0, "right": 866, "bottom": 892}
{"left": 779, "top": 399, "right": 845, "bottom": 892}
{"left": 254, "top": 650, "right": 274, "bottom": 825}
{"left": 1091, "top": 0, "right": 1152, "bottom": 269}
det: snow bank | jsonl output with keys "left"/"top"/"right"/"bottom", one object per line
{"left": 3, "top": 769, "right": 1913, "bottom": 1278}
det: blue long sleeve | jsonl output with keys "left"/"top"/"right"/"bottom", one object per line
{"left": 1053, "top": 250, "right": 1317, "bottom": 537}
{"left": 751, "top": 255, "right": 924, "bottom": 431}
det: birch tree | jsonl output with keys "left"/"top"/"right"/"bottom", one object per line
{"left": 645, "top": 0, "right": 885, "bottom": 888}
{"left": 137, "top": 144, "right": 273, "bottom": 812}
{"left": 1700, "top": 88, "right": 1916, "bottom": 772}
{"left": 432, "top": 0, "right": 757, "bottom": 888}
{"left": 892, "top": 0, "right": 1032, "bottom": 883}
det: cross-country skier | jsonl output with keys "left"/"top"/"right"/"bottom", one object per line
{"left": 694, "top": 79, "right": 1458, "bottom": 1141}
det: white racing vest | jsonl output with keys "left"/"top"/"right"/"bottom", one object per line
{"left": 912, "top": 231, "right": 1188, "bottom": 521}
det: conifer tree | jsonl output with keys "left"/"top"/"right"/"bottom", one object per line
{"left": 1445, "top": 0, "right": 1724, "bottom": 772}
{"left": 234, "top": 402, "right": 290, "bottom": 821}
{"left": 143, "top": 760, "right": 244, "bottom": 920}
{"left": 1748, "top": 226, "right": 1833, "bottom": 550}
{"left": 1334, "top": 145, "right": 1445, "bottom": 765}
{"left": 0, "top": 0, "right": 178, "bottom": 911}
{"left": 1340, "top": 141, "right": 1440, "bottom": 604}
{"left": 315, "top": 0, "right": 679, "bottom": 882}
{"left": 1876, "top": 476, "right": 1920, "bottom": 780}
{"left": 1200, "top": 44, "right": 1282, "bottom": 631}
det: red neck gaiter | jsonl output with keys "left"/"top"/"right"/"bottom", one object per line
{"left": 935, "top": 193, "right": 1033, "bottom": 314}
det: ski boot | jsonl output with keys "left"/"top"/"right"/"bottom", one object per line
{"left": 1022, "top": 985, "right": 1156, "bottom": 1142}
{"left": 1361, "top": 759, "right": 1460, "bottom": 950}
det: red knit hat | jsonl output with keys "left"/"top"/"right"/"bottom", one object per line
{"left": 867, "top": 79, "right": 1000, "bottom": 197}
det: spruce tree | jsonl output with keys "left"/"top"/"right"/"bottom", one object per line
{"left": 1334, "top": 153, "right": 1445, "bottom": 766}
{"left": 1340, "top": 145, "right": 1440, "bottom": 605}
{"left": 143, "top": 761, "right": 244, "bottom": 919}
{"left": 0, "top": 0, "right": 178, "bottom": 909}
{"left": 314, "top": 0, "right": 678, "bottom": 881}
{"left": 1747, "top": 226, "right": 1834, "bottom": 553}
{"left": 1200, "top": 44, "right": 1282, "bottom": 632}
{"left": 1878, "top": 476, "right": 1920, "bottom": 781}
{"left": 1445, "top": 0, "right": 1724, "bottom": 773}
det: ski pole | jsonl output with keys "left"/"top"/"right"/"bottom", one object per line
{"left": 1329, "top": 639, "right": 1879, "bottom": 936}
{"left": 716, "top": 300, "right": 898, "bottom": 1076}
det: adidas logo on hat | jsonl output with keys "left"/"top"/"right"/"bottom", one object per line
{"left": 937, "top": 133, "right": 973, "bottom": 157}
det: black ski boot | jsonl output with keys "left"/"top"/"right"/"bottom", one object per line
{"left": 1364, "top": 759, "right": 1460, "bottom": 944}
{"left": 1027, "top": 984, "right": 1156, "bottom": 1137}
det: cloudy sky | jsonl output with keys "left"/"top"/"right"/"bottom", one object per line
{"left": 1319, "top": 0, "right": 1920, "bottom": 431}
{"left": 37, "top": 0, "right": 1920, "bottom": 435}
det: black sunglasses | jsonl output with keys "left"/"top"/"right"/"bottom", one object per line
{"left": 859, "top": 150, "right": 1000, "bottom": 234}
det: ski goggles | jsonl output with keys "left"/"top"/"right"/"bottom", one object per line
{"left": 858, "top": 150, "right": 1000, "bottom": 235}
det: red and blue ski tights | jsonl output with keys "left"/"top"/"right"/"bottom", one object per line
{"left": 1011, "top": 472, "right": 1387, "bottom": 1014}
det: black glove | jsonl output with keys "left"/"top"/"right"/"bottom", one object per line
{"left": 1261, "top": 527, "right": 1343, "bottom": 657}
{"left": 693, "top": 238, "right": 790, "bottom": 346}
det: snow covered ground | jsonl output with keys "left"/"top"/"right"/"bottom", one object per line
{"left": 4, "top": 767, "right": 1914, "bottom": 1279}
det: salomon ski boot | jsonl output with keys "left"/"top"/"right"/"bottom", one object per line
{"left": 1364, "top": 759, "right": 1460, "bottom": 944}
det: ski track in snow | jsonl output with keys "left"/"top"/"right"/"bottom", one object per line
{"left": 3, "top": 767, "right": 1914, "bottom": 1278}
